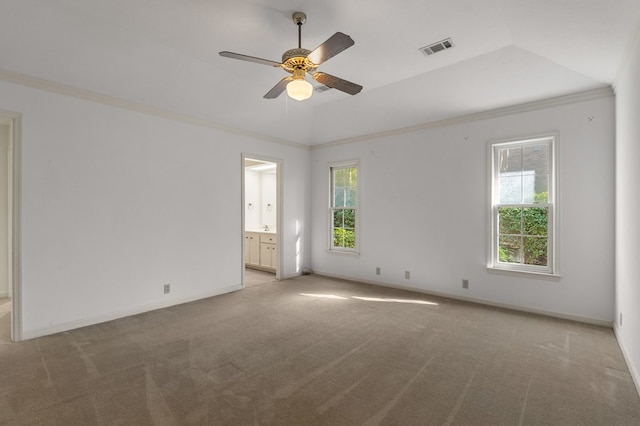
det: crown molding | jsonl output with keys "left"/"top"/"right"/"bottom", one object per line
{"left": 0, "top": 68, "right": 614, "bottom": 152}
{"left": 0, "top": 68, "right": 310, "bottom": 150}
{"left": 312, "top": 86, "right": 614, "bottom": 150}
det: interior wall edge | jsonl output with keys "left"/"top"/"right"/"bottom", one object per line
{"left": 614, "top": 324, "right": 640, "bottom": 398}
{"left": 0, "top": 68, "right": 309, "bottom": 151}
{"left": 312, "top": 86, "right": 613, "bottom": 150}
{"left": 313, "top": 271, "right": 613, "bottom": 329}
{"left": 20, "top": 283, "right": 243, "bottom": 341}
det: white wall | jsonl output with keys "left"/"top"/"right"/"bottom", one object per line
{"left": 244, "top": 168, "right": 277, "bottom": 231}
{"left": 244, "top": 169, "right": 261, "bottom": 230}
{"left": 311, "top": 95, "right": 615, "bottom": 324}
{"left": 0, "top": 123, "right": 8, "bottom": 298}
{"left": 261, "top": 172, "right": 277, "bottom": 229}
{"left": 0, "top": 80, "right": 311, "bottom": 339}
{"left": 615, "top": 28, "right": 640, "bottom": 393}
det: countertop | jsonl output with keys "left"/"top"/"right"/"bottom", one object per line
{"left": 245, "top": 229, "right": 277, "bottom": 234}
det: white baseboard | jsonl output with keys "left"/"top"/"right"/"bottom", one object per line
{"left": 614, "top": 324, "right": 640, "bottom": 399}
{"left": 0, "top": 291, "right": 8, "bottom": 298}
{"left": 21, "top": 284, "right": 243, "bottom": 340}
{"left": 313, "top": 271, "right": 613, "bottom": 328}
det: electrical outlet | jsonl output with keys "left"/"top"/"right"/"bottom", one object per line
{"left": 376, "top": 267, "right": 381, "bottom": 275}
{"left": 164, "top": 284, "right": 171, "bottom": 294}
{"left": 620, "top": 312, "right": 623, "bottom": 326}
{"left": 405, "top": 271, "right": 410, "bottom": 279}
{"left": 462, "top": 279, "right": 469, "bottom": 289}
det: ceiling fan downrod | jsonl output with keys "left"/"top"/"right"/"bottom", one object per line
{"left": 292, "top": 12, "right": 306, "bottom": 49}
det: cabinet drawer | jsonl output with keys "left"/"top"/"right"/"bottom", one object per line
{"left": 260, "top": 234, "right": 276, "bottom": 243}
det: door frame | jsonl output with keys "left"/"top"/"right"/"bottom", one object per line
{"left": 241, "top": 154, "right": 283, "bottom": 286}
{"left": 0, "top": 110, "right": 22, "bottom": 342}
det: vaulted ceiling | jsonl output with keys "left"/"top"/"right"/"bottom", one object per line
{"left": 1, "top": 0, "right": 639, "bottom": 145}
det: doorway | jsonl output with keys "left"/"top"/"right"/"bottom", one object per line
{"left": 0, "top": 114, "right": 18, "bottom": 342}
{"left": 242, "top": 155, "right": 282, "bottom": 288}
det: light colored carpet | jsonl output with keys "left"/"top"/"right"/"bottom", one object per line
{"left": 0, "top": 275, "right": 638, "bottom": 424}
{"left": 244, "top": 268, "right": 277, "bottom": 288}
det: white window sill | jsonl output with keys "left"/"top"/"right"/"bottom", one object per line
{"left": 328, "top": 249, "right": 360, "bottom": 257}
{"left": 486, "top": 266, "right": 561, "bottom": 281}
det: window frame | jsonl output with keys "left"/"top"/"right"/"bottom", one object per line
{"left": 328, "top": 160, "right": 360, "bottom": 255}
{"left": 488, "top": 134, "right": 558, "bottom": 276}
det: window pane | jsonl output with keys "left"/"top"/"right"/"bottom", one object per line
{"left": 334, "top": 187, "right": 345, "bottom": 207}
{"left": 343, "top": 209, "right": 355, "bottom": 228}
{"left": 345, "top": 229, "right": 355, "bottom": 248}
{"left": 498, "top": 207, "right": 521, "bottom": 235}
{"left": 333, "top": 228, "right": 355, "bottom": 248}
{"left": 523, "top": 175, "right": 536, "bottom": 203}
{"left": 334, "top": 168, "right": 345, "bottom": 187}
{"left": 333, "top": 228, "right": 345, "bottom": 247}
{"left": 524, "top": 236, "right": 547, "bottom": 266}
{"left": 523, "top": 207, "right": 548, "bottom": 236}
{"left": 534, "top": 175, "right": 549, "bottom": 202}
{"left": 524, "top": 144, "right": 549, "bottom": 175}
{"left": 345, "top": 188, "right": 357, "bottom": 207}
{"left": 333, "top": 209, "right": 344, "bottom": 228}
{"left": 346, "top": 168, "right": 357, "bottom": 189}
{"left": 498, "top": 176, "right": 522, "bottom": 203}
{"left": 499, "top": 235, "right": 522, "bottom": 263}
{"left": 498, "top": 147, "right": 522, "bottom": 174}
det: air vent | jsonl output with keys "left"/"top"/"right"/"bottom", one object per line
{"left": 419, "top": 38, "right": 454, "bottom": 56}
{"left": 315, "top": 85, "right": 332, "bottom": 93}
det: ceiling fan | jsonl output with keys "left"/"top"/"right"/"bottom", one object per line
{"left": 219, "top": 12, "right": 363, "bottom": 101}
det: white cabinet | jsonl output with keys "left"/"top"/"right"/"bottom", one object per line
{"left": 260, "top": 243, "right": 276, "bottom": 269}
{"left": 245, "top": 232, "right": 260, "bottom": 267}
{"left": 260, "top": 234, "right": 276, "bottom": 244}
{"left": 245, "top": 232, "right": 277, "bottom": 271}
{"left": 260, "top": 234, "right": 277, "bottom": 269}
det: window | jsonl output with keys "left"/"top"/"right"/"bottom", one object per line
{"left": 490, "top": 135, "right": 556, "bottom": 274}
{"left": 329, "top": 161, "right": 358, "bottom": 253}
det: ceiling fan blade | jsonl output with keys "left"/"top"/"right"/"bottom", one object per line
{"left": 219, "top": 51, "right": 282, "bottom": 67}
{"left": 264, "top": 77, "right": 293, "bottom": 99}
{"left": 313, "top": 72, "right": 362, "bottom": 95}
{"left": 307, "top": 32, "right": 355, "bottom": 65}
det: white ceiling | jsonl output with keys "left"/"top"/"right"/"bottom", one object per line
{"left": 1, "top": 0, "right": 639, "bottom": 146}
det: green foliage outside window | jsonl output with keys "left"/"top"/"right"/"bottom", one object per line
{"left": 498, "top": 206, "right": 548, "bottom": 266}
{"left": 333, "top": 205, "right": 355, "bottom": 248}
{"left": 333, "top": 228, "right": 355, "bottom": 248}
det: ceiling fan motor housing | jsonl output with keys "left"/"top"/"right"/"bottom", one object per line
{"left": 281, "top": 48, "right": 316, "bottom": 74}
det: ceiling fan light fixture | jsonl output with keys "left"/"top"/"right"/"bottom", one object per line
{"left": 286, "top": 79, "right": 313, "bottom": 101}
{"left": 286, "top": 68, "right": 313, "bottom": 101}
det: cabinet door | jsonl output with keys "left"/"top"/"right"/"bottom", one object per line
{"left": 260, "top": 243, "right": 272, "bottom": 268}
{"left": 245, "top": 233, "right": 260, "bottom": 266}
{"left": 244, "top": 235, "right": 251, "bottom": 263}
{"left": 269, "top": 244, "right": 277, "bottom": 268}
{"left": 250, "top": 235, "right": 260, "bottom": 265}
